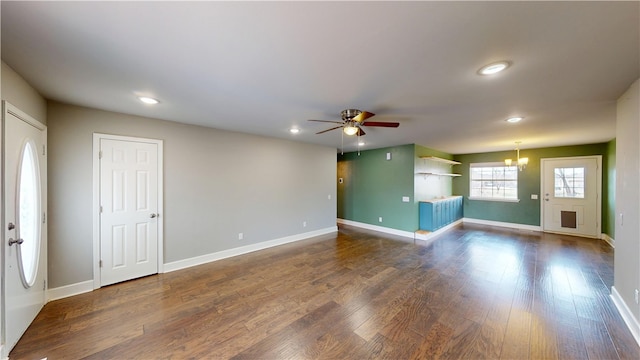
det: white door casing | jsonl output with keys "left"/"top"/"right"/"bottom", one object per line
{"left": 2, "top": 102, "right": 47, "bottom": 357}
{"left": 541, "top": 156, "right": 601, "bottom": 238}
{"left": 93, "top": 134, "right": 163, "bottom": 288}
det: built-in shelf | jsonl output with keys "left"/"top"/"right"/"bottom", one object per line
{"left": 416, "top": 172, "right": 462, "bottom": 177}
{"left": 418, "top": 156, "right": 461, "bottom": 177}
{"left": 418, "top": 156, "right": 461, "bottom": 165}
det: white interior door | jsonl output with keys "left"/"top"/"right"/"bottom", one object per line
{"left": 98, "top": 137, "right": 161, "bottom": 286}
{"left": 541, "top": 156, "right": 601, "bottom": 238}
{"left": 2, "top": 102, "right": 47, "bottom": 357}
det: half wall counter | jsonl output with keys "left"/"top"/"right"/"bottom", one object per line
{"left": 419, "top": 196, "right": 463, "bottom": 232}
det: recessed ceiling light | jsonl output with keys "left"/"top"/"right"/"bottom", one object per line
{"left": 289, "top": 128, "right": 300, "bottom": 134}
{"left": 478, "top": 61, "right": 511, "bottom": 75}
{"left": 138, "top": 96, "right": 159, "bottom": 105}
{"left": 506, "top": 116, "right": 523, "bottom": 123}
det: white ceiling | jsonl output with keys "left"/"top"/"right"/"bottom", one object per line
{"left": 2, "top": 1, "right": 638, "bottom": 154}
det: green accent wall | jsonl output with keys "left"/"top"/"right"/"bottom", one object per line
{"left": 338, "top": 144, "right": 416, "bottom": 231}
{"left": 337, "top": 144, "right": 457, "bottom": 232}
{"left": 604, "top": 139, "right": 616, "bottom": 238}
{"left": 453, "top": 142, "right": 614, "bottom": 233}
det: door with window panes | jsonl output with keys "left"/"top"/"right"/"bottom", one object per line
{"left": 541, "top": 156, "right": 601, "bottom": 238}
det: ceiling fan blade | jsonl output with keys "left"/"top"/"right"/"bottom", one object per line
{"left": 316, "top": 126, "right": 343, "bottom": 134}
{"left": 308, "top": 119, "right": 344, "bottom": 124}
{"left": 362, "top": 121, "right": 400, "bottom": 128}
{"left": 357, "top": 127, "right": 366, "bottom": 136}
{"left": 353, "top": 111, "right": 375, "bottom": 123}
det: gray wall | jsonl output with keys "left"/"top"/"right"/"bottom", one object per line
{"left": 47, "top": 102, "right": 337, "bottom": 288}
{"left": 1, "top": 62, "right": 47, "bottom": 124}
{"left": 615, "top": 79, "right": 640, "bottom": 322}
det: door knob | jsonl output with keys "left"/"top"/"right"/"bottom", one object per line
{"left": 8, "top": 238, "right": 24, "bottom": 246}
{"left": 150, "top": 213, "right": 158, "bottom": 218}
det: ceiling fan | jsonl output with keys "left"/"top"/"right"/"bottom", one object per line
{"left": 308, "top": 109, "right": 399, "bottom": 136}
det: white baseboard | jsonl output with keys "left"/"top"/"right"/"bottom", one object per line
{"left": 45, "top": 227, "right": 337, "bottom": 301}
{"left": 464, "top": 219, "right": 614, "bottom": 243}
{"left": 337, "top": 219, "right": 416, "bottom": 239}
{"left": 163, "top": 226, "right": 338, "bottom": 273}
{"left": 601, "top": 233, "right": 615, "bottom": 248}
{"left": 47, "top": 280, "right": 94, "bottom": 302}
{"left": 337, "top": 218, "right": 463, "bottom": 242}
{"left": 414, "top": 219, "right": 463, "bottom": 241}
{"left": 611, "top": 286, "right": 640, "bottom": 347}
{"left": 462, "top": 218, "right": 542, "bottom": 232}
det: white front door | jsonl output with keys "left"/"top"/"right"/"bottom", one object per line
{"left": 2, "top": 102, "right": 47, "bottom": 357}
{"left": 541, "top": 156, "right": 601, "bottom": 238}
{"left": 97, "top": 136, "right": 162, "bottom": 286}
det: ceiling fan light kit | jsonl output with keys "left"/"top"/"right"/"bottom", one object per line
{"left": 343, "top": 123, "right": 359, "bottom": 136}
{"left": 308, "top": 108, "right": 399, "bottom": 137}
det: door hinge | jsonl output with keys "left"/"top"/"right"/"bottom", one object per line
{"left": 99, "top": 260, "right": 103, "bottom": 268}
{"left": 99, "top": 150, "right": 103, "bottom": 159}
{"left": 44, "top": 280, "right": 47, "bottom": 291}
{"left": 100, "top": 205, "right": 103, "bottom": 213}
{"left": 43, "top": 145, "right": 46, "bottom": 156}
{"left": 42, "top": 212, "right": 46, "bottom": 224}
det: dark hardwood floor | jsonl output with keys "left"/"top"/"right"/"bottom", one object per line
{"left": 11, "top": 224, "right": 639, "bottom": 359}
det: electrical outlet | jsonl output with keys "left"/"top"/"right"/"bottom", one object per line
{"left": 635, "top": 289, "right": 639, "bottom": 304}
{"left": 531, "top": 194, "right": 538, "bottom": 200}
{"left": 378, "top": 217, "right": 383, "bottom": 223}
{"left": 328, "top": 194, "right": 331, "bottom": 200}
{"left": 402, "top": 196, "right": 410, "bottom": 202}
{"left": 386, "top": 152, "right": 391, "bottom": 160}
{"left": 303, "top": 221, "right": 307, "bottom": 227}
{"left": 238, "top": 233, "right": 243, "bottom": 240}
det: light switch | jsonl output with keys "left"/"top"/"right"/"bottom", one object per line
{"left": 402, "top": 196, "right": 410, "bottom": 202}
{"left": 531, "top": 194, "right": 538, "bottom": 200}
{"left": 386, "top": 152, "right": 391, "bottom": 160}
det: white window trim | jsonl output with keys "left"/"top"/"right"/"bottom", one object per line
{"left": 469, "top": 161, "right": 507, "bottom": 168}
{"left": 469, "top": 162, "right": 520, "bottom": 202}
{"left": 468, "top": 196, "right": 521, "bottom": 203}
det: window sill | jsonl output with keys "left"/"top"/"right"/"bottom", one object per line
{"left": 468, "top": 197, "right": 521, "bottom": 203}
